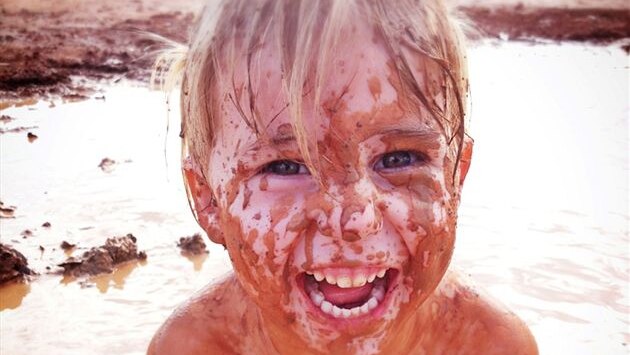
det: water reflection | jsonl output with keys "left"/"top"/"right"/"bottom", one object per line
{"left": 0, "top": 281, "right": 31, "bottom": 311}
{"left": 184, "top": 253, "right": 208, "bottom": 272}
{"left": 59, "top": 260, "right": 145, "bottom": 294}
{"left": 93, "top": 261, "right": 143, "bottom": 293}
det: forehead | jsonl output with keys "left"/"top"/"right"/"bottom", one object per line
{"left": 214, "top": 19, "right": 440, "bottom": 150}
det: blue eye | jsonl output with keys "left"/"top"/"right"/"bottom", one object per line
{"left": 263, "top": 160, "right": 309, "bottom": 175}
{"left": 374, "top": 151, "right": 423, "bottom": 171}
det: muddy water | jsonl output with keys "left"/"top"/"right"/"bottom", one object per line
{"left": 0, "top": 42, "right": 627, "bottom": 354}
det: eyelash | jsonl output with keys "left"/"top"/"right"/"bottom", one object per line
{"left": 261, "top": 160, "right": 310, "bottom": 176}
{"left": 373, "top": 150, "right": 427, "bottom": 172}
{"left": 260, "top": 150, "right": 426, "bottom": 176}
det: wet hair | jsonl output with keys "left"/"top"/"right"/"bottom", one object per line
{"left": 154, "top": 0, "right": 470, "bottom": 185}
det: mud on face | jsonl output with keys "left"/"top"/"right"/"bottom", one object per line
{"left": 186, "top": 15, "right": 472, "bottom": 354}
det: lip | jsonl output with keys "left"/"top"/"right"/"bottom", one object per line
{"left": 295, "top": 267, "right": 400, "bottom": 327}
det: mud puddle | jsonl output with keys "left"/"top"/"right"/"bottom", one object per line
{"left": 0, "top": 43, "right": 628, "bottom": 354}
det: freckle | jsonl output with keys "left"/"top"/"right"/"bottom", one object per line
{"left": 375, "top": 251, "right": 385, "bottom": 259}
{"left": 253, "top": 212, "right": 261, "bottom": 220}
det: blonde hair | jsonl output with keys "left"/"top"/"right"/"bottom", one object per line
{"left": 154, "top": 0, "right": 469, "bottom": 184}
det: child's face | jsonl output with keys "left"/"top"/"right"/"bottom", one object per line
{"left": 190, "top": 20, "right": 471, "bottom": 349}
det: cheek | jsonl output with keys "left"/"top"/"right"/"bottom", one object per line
{"left": 377, "top": 169, "right": 457, "bottom": 291}
{"left": 224, "top": 180, "right": 308, "bottom": 294}
{"left": 378, "top": 171, "right": 453, "bottom": 250}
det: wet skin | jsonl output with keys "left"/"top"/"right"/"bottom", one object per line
{"left": 149, "top": 20, "right": 537, "bottom": 355}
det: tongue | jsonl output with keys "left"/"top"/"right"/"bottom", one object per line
{"left": 318, "top": 281, "right": 374, "bottom": 307}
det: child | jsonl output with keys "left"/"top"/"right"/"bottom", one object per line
{"left": 149, "top": 0, "right": 538, "bottom": 354}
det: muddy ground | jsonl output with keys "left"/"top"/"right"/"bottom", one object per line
{"left": 0, "top": 0, "right": 628, "bottom": 102}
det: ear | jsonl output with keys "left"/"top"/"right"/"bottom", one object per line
{"left": 458, "top": 135, "right": 474, "bottom": 187}
{"left": 182, "top": 158, "right": 225, "bottom": 245}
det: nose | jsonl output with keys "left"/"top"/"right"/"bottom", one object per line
{"left": 323, "top": 182, "right": 383, "bottom": 242}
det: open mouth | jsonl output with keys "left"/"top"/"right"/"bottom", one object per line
{"left": 299, "top": 268, "right": 398, "bottom": 319}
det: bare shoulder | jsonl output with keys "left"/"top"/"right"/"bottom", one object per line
{"left": 425, "top": 270, "right": 538, "bottom": 355}
{"left": 147, "top": 274, "right": 253, "bottom": 355}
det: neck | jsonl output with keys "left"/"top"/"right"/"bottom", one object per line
{"left": 257, "top": 300, "right": 429, "bottom": 355}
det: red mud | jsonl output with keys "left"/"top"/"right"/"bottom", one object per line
{"left": 0, "top": 0, "right": 195, "bottom": 101}
{"left": 0, "top": 244, "right": 36, "bottom": 284}
{"left": 0, "top": 0, "right": 627, "bottom": 102}
{"left": 462, "top": 6, "right": 630, "bottom": 43}
{"left": 58, "top": 234, "right": 147, "bottom": 277}
{"left": 177, "top": 233, "right": 209, "bottom": 256}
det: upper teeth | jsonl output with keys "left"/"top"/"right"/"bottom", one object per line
{"left": 306, "top": 276, "right": 387, "bottom": 319}
{"left": 308, "top": 268, "right": 387, "bottom": 289}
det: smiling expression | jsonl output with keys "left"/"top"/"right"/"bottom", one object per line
{"left": 188, "top": 18, "right": 469, "bottom": 353}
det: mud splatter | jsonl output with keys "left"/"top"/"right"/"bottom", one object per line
{"left": 0, "top": 202, "right": 17, "bottom": 219}
{"left": 98, "top": 157, "right": 117, "bottom": 172}
{"left": 27, "top": 132, "right": 38, "bottom": 142}
{"left": 0, "top": 126, "right": 39, "bottom": 134}
{"left": 0, "top": 115, "right": 14, "bottom": 124}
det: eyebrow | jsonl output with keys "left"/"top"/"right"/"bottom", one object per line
{"left": 240, "top": 121, "right": 441, "bottom": 155}
{"left": 270, "top": 133, "right": 296, "bottom": 146}
{"left": 354, "top": 122, "right": 442, "bottom": 143}
{"left": 239, "top": 133, "right": 298, "bottom": 155}
{"left": 376, "top": 127, "right": 440, "bottom": 138}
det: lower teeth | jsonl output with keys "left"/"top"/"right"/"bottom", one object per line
{"left": 308, "top": 279, "right": 386, "bottom": 319}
